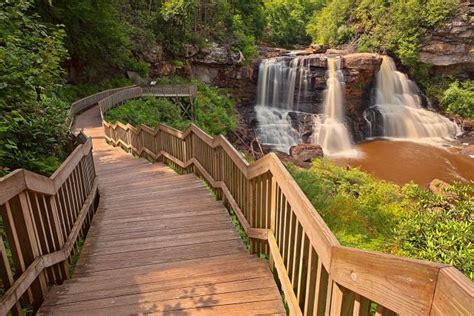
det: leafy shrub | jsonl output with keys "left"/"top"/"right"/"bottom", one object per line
{"left": 441, "top": 81, "right": 474, "bottom": 118}
{"left": 156, "top": 77, "right": 237, "bottom": 135}
{"left": 288, "top": 159, "right": 473, "bottom": 279}
{"left": 0, "top": 1, "right": 70, "bottom": 177}
{"left": 105, "top": 77, "right": 238, "bottom": 136}
{"left": 395, "top": 182, "right": 473, "bottom": 279}
{"left": 57, "top": 77, "right": 133, "bottom": 104}
{"left": 288, "top": 160, "right": 406, "bottom": 251}
{"left": 0, "top": 97, "right": 70, "bottom": 176}
{"left": 105, "top": 97, "right": 190, "bottom": 131}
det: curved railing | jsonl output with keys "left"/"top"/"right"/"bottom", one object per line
{"left": 98, "top": 85, "right": 197, "bottom": 120}
{"left": 101, "top": 87, "right": 474, "bottom": 316}
{"left": 0, "top": 133, "right": 98, "bottom": 315}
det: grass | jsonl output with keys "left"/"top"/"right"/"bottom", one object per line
{"left": 68, "top": 238, "right": 84, "bottom": 278}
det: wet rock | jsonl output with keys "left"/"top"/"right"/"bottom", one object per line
{"left": 290, "top": 144, "right": 324, "bottom": 163}
{"left": 460, "top": 144, "right": 474, "bottom": 157}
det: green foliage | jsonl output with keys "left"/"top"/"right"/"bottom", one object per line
{"left": 306, "top": 0, "right": 354, "bottom": 47}
{"left": 156, "top": 76, "right": 237, "bottom": 135}
{"left": 35, "top": 0, "right": 133, "bottom": 80}
{"left": 264, "top": 0, "right": 322, "bottom": 47}
{"left": 0, "top": 0, "right": 67, "bottom": 108}
{"left": 106, "top": 97, "right": 191, "bottom": 131}
{"left": 288, "top": 159, "right": 473, "bottom": 279}
{"left": 307, "top": 0, "right": 461, "bottom": 67}
{"left": 56, "top": 77, "right": 133, "bottom": 104}
{"left": 0, "top": 1, "right": 70, "bottom": 177}
{"left": 105, "top": 78, "right": 237, "bottom": 136}
{"left": 232, "top": 15, "right": 257, "bottom": 60}
{"left": 441, "top": 81, "right": 474, "bottom": 118}
{"left": 193, "top": 81, "right": 238, "bottom": 135}
{"left": 288, "top": 160, "right": 407, "bottom": 251}
{"left": 0, "top": 97, "right": 70, "bottom": 176}
{"left": 395, "top": 182, "right": 473, "bottom": 279}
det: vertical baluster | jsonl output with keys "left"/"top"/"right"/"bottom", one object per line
{"left": 5, "top": 194, "right": 48, "bottom": 310}
{"left": 304, "top": 247, "right": 317, "bottom": 315}
{"left": 353, "top": 294, "right": 370, "bottom": 316}
{"left": 0, "top": 231, "right": 22, "bottom": 315}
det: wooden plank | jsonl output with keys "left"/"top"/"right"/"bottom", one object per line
{"left": 330, "top": 245, "right": 445, "bottom": 315}
{"left": 268, "top": 233, "right": 302, "bottom": 316}
{"left": 430, "top": 267, "right": 474, "bottom": 316}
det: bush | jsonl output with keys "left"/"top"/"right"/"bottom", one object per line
{"left": 105, "top": 78, "right": 238, "bottom": 137}
{"left": 156, "top": 76, "right": 237, "bottom": 135}
{"left": 0, "top": 97, "right": 70, "bottom": 176}
{"left": 288, "top": 160, "right": 406, "bottom": 251}
{"left": 56, "top": 77, "right": 133, "bottom": 104}
{"left": 105, "top": 97, "right": 190, "bottom": 131}
{"left": 441, "top": 81, "right": 474, "bottom": 118}
{"left": 288, "top": 159, "right": 473, "bottom": 279}
{"left": 395, "top": 182, "right": 473, "bottom": 279}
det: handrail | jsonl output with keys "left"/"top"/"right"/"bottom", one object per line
{"left": 0, "top": 133, "right": 98, "bottom": 315}
{"left": 101, "top": 86, "right": 473, "bottom": 315}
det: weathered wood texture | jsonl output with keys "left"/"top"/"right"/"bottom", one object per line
{"left": 100, "top": 86, "right": 474, "bottom": 315}
{"left": 0, "top": 133, "right": 98, "bottom": 315}
{"left": 36, "top": 106, "right": 285, "bottom": 315}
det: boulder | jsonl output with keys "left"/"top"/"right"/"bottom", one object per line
{"left": 429, "top": 179, "right": 450, "bottom": 196}
{"left": 274, "top": 151, "right": 312, "bottom": 169}
{"left": 460, "top": 144, "right": 474, "bottom": 157}
{"left": 126, "top": 71, "right": 146, "bottom": 85}
{"left": 191, "top": 42, "right": 243, "bottom": 65}
{"left": 290, "top": 144, "right": 324, "bottom": 162}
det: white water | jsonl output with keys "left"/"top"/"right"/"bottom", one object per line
{"left": 255, "top": 57, "right": 312, "bottom": 153}
{"left": 311, "top": 58, "right": 356, "bottom": 157}
{"left": 366, "top": 56, "right": 460, "bottom": 141}
{"left": 255, "top": 56, "right": 356, "bottom": 156}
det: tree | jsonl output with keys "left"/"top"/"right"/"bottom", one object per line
{"left": 34, "top": 0, "right": 132, "bottom": 81}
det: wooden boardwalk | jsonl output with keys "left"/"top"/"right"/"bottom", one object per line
{"left": 38, "top": 106, "right": 285, "bottom": 315}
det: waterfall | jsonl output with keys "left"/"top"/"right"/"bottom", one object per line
{"left": 255, "top": 55, "right": 356, "bottom": 156}
{"left": 311, "top": 58, "right": 355, "bottom": 157}
{"left": 255, "top": 57, "right": 312, "bottom": 153}
{"left": 366, "top": 56, "right": 460, "bottom": 140}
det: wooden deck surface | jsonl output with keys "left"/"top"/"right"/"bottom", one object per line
{"left": 38, "top": 106, "right": 285, "bottom": 315}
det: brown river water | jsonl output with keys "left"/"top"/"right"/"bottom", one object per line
{"left": 333, "top": 140, "right": 474, "bottom": 187}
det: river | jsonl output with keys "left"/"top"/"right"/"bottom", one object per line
{"left": 333, "top": 140, "right": 474, "bottom": 186}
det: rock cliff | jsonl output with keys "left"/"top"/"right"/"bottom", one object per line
{"left": 419, "top": 2, "right": 473, "bottom": 76}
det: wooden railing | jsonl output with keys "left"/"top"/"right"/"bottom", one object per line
{"left": 0, "top": 133, "right": 99, "bottom": 315}
{"left": 101, "top": 87, "right": 473, "bottom": 315}
{"left": 98, "top": 85, "right": 197, "bottom": 121}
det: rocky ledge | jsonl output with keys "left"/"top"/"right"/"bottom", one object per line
{"left": 419, "top": 2, "right": 474, "bottom": 75}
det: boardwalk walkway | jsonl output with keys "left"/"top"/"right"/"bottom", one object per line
{"left": 38, "top": 106, "right": 285, "bottom": 315}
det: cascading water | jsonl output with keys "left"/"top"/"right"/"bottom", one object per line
{"left": 255, "top": 55, "right": 355, "bottom": 156}
{"left": 311, "top": 58, "right": 355, "bottom": 156}
{"left": 365, "top": 56, "right": 460, "bottom": 140}
{"left": 255, "top": 56, "right": 316, "bottom": 153}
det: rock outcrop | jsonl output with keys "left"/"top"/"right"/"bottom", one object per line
{"left": 419, "top": 2, "right": 474, "bottom": 75}
{"left": 290, "top": 144, "right": 324, "bottom": 162}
